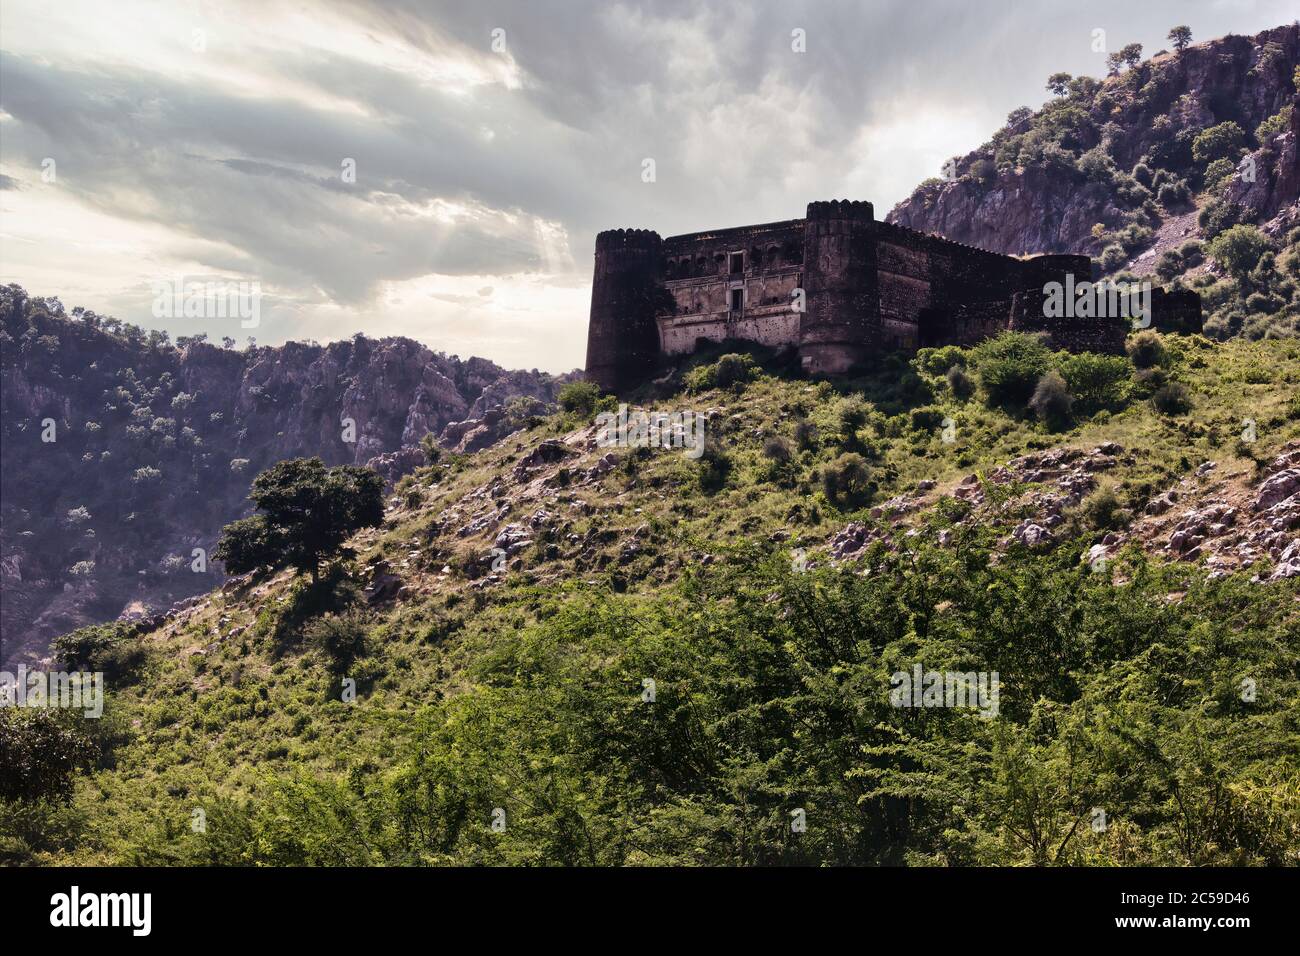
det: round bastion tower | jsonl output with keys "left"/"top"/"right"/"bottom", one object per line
{"left": 799, "top": 200, "right": 878, "bottom": 376}
{"left": 585, "top": 228, "right": 663, "bottom": 392}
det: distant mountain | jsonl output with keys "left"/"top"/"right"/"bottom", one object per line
{"left": 0, "top": 284, "right": 574, "bottom": 665}
{"left": 889, "top": 23, "right": 1300, "bottom": 341}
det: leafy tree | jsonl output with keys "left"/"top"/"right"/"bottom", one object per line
{"left": 1168, "top": 26, "right": 1192, "bottom": 51}
{"left": 1208, "top": 225, "right": 1272, "bottom": 283}
{"left": 1046, "top": 72, "right": 1072, "bottom": 97}
{"left": 557, "top": 380, "right": 601, "bottom": 415}
{"left": 0, "top": 710, "right": 96, "bottom": 803}
{"left": 1192, "top": 121, "right": 1246, "bottom": 167}
{"left": 1106, "top": 52, "right": 1124, "bottom": 76}
{"left": 1120, "top": 43, "right": 1143, "bottom": 69}
{"left": 972, "top": 332, "right": 1052, "bottom": 407}
{"left": 214, "top": 458, "right": 384, "bottom": 581}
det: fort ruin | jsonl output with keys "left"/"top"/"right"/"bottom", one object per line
{"left": 584, "top": 199, "right": 1201, "bottom": 391}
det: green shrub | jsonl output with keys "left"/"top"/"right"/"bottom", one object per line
{"left": 0, "top": 710, "right": 96, "bottom": 804}
{"left": 822, "top": 453, "right": 873, "bottom": 508}
{"left": 305, "top": 611, "right": 370, "bottom": 674}
{"left": 1099, "top": 244, "right": 1128, "bottom": 272}
{"left": 1192, "top": 121, "right": 1246, "bottom": 166}
{"left": 1155, "top": 248, "right": 1185, "bottom": 282}
{"left": 762, "top": 436, "right": 793, "bottom": 462}
{"left": 1156, "top": 179, "right": 1189, "bottom": 208}
{"left": 558, "top": 381, "right": 601, "bottom": 416}
{"left": 793, "top": 419, "right": 818, "bottom": 451}
{"left": 1208, "top": 225, "right": 1272, "bottom": 282}
{"left": 1202, "top": 158, "right": 1236, "bottom": 192}
{"left": 1028, "top": 371, "right": 1073, "bottom": 428}
{"left": 1078, "top": 484, "right": 1130, "bottom": 531}
{"left": 946, "top": 364, "right": 975, "bottom": 400}
{"left": 1058, "top": 352, "right": 1129, "bottom": 410}
{"left": 714, "top": 353, "right": 755, "bottom": 389}
{"left": 972, "top": 332, "right": 1052, "bottom": 407}
{"left": 686, "top": 353, "right": 755, "bottom": 393}
{"left": 1152, "top": 382, "right": 1192, "bottom": 415}
{"left": 1258, "top": 105, "right": 1294, "bottom": 143}
{"left": 834, "top": 396, "right": 870, "bottom": 449}
{"left": 696, "top": 445, "right": 732, "bottom": 493}
{"left": 914, "top": 344, "right": 967, "bottom": 376}
{"left": 1126, "top": 331, "right": 1167, "bottom": 369}
{"left": 909, "top": 406, "right": 947, "bottom": 433}
{"left": 51, "top": 622, "right": 145, "bottom": 684}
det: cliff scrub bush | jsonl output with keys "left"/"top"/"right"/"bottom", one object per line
{"left": 972, "top": 332, "right": 1052, "bottom": 407}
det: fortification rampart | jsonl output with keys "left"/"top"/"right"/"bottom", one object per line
{"left": 584, "top": 200, "right": 1202, "bottom": 391}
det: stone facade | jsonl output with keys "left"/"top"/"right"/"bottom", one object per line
{"left": 585, "top": 199, "right": 1202, "bottom": 391}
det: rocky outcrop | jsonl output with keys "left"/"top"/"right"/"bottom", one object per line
{"left": 888, "top": 25, "right": 1300, "bottom": 256}
{"left": 0, "top": 285, "right": 575, "bottom": 666}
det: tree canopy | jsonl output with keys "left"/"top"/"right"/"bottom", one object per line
{"left": 214, "top": 457, "right": 384, "bottom": 580}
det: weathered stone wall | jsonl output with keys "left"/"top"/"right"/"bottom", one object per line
{"left": 657, "top": 219, "right": 805, "bottom": 356}
{"left": 800, "top": 200, "right": 878, "bottom": 375}
{"left": 1151, "top": 288, "right": 1204, "bottom": 335}
{"left": 586, "top": 228, "right": 664, "bottom": 391}
{"left": 586, "top": 200, "right": 1200, "bottom": 390}
{"left": 1009, "top": 289, "right": 1129, "bottom": 354}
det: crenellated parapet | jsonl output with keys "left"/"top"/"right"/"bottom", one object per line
{"left": 799, "top": 199, "right": 878, "bottom": 374}
{"left": 594, "top": 228, "right": 663, "bottom": 252}
{"left": 583, "top": 199, "right": 1202, "bottom": 392}
{"left": 586, "top": 229, "right": 665, "bottom": 391}
{"left": 805, "top": 199, "right": 874, "bottom": 222}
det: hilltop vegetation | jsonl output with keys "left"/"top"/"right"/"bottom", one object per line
{"left": 5, "top": 331, "right": 1299, "bottom": 866}
{"left": 891, "top": 23, "right": 1300, "bottom": 342}
{"left": 0, "top": 285, "right": 568, "bottom": 666}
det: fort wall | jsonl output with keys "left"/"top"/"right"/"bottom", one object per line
{"left": 585, "top": 200, "right": 1202, "bottom": 391}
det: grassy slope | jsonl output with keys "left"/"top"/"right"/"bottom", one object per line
{"left": 43, "top": 332, "right": 1300, "bottom": 865}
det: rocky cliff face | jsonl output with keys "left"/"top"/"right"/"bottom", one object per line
{"left": 0, "top": 285, "right": 574, "bottom": 665}
{"left": 888, "top": 25, "right": 1299, "bottom": 257}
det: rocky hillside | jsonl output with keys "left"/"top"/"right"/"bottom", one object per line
{"left": 17, "top": 332, "right": 1299, "bottom": 866}
{"left": 0, "top": 285, "right": 573, "bottom": 666}
{"left": 889, "top": 24, "right": 1300, "bottom": 340}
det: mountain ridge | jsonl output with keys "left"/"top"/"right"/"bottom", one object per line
{"left": 0, "top": 285, "right": 575, "bottom": 666}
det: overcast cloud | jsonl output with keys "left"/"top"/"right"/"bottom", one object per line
{"left": 0, "top": 0, "right": 1293, "bottom": 371}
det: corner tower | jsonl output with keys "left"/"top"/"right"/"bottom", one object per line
{"left": 799, "top": 200, "right": 877, "bottom": 376}
{"left": 585, "top": 228, "right": 663, "bottom": 392}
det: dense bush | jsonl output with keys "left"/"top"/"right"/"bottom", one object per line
{"left": 1152, "top": 382, "right": 1192, "bottom": 414}
{"left": 1028, "top": 370, "right": 1073, "bottom": 427}
{"left": 52, "top": 622, "right": 145, "bottom": 684}
{"left": 1125, "top": 331, "right": 1167, "bottom": 369}
{"left": 557, "top": 381, "right": 601, "bottom": 415}
{"left": 0, "top": 710, "right": 96, "bottom": 803}
{"left": 1058, "top": 353, "right": 1129, "bottom": 411}
{"left": 179, "top": 538, "right": 1300, "bottom": 866}
{"left": 972, "top": 332, "right": 1052, "bottom": 407}
{"left": 946, "top": 365, "right": 975, "bottom": 400}
{"left": 1209, "top": 225, "right": 1273, "bottom": 283}
{"left": 822, "top": 452, "right": 873, "bottom": 508}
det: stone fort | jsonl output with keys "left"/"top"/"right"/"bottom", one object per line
{"left": 585, "top": 199, "right": 1201, "bottom": 391}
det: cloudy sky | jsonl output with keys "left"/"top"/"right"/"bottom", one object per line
{"left": 0, "top": 0, "right": 1292, "bottom": 372}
